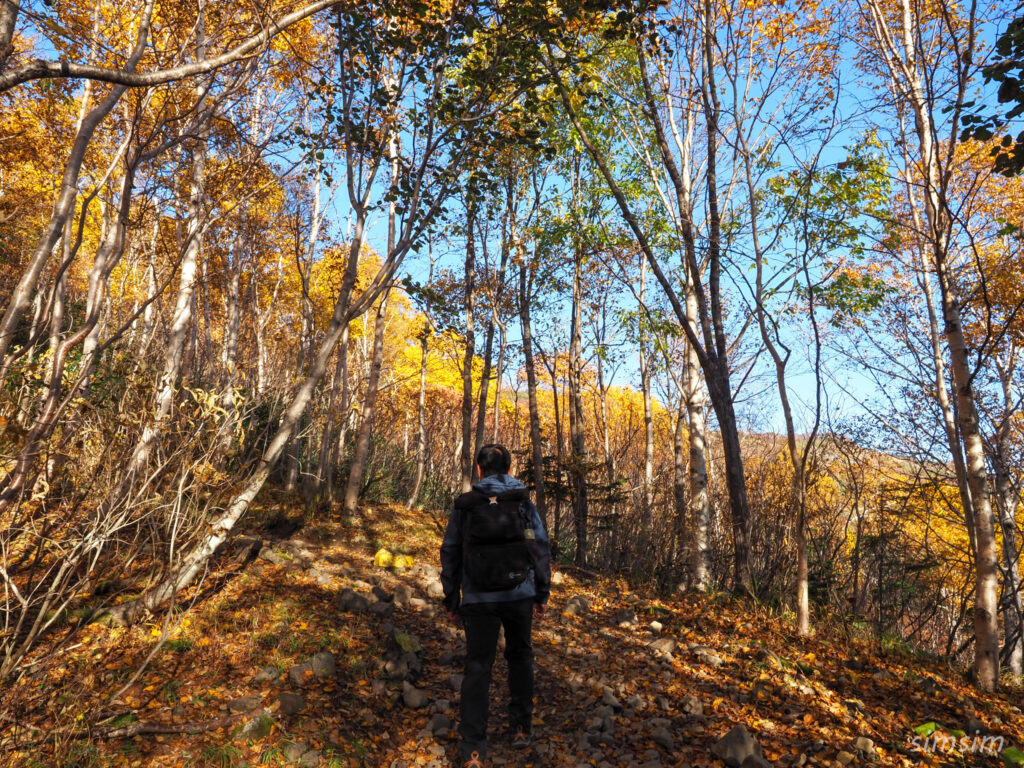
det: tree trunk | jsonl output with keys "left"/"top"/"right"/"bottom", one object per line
{"left": 568, "top": 236, "right": 588, "bottom": 567}
{"left": 519, "top": 257, "right": 548, "bottom": 530}
{"left": 342, "top": 290, "right": 390, "bottom": 515}
{"left": 460, "top": 199, "right": 477, "bottom": 491}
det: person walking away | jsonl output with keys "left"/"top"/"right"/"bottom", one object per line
{"left": 440, "top": 443, "right": 552, "bottom": 768}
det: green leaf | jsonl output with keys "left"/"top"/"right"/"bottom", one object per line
{"left": 1003, "top": 746, "right": 1024, "bottom": 767}
{"left": 914, "top": 721, "right": 943, "bottom": 736}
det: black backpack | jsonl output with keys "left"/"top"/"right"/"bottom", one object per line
{"left": 455, "top": 488, "right": 533, "bottom": 592}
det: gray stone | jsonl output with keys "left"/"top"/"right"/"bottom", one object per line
{"left": 369, "top": 601, "right": 394, "bottom": 618}
{"left": 408, "top": 597, "right": 427, "bottom": 610}
{"left": 680, "top": 695, "right": 703, "bottom": 716}
{"left": 594, "top": 705, "right": 616, "bottom": 719}
{"left": 310, "top": 651, "right": 336, "bottom": 678}
{"left": 651, "top": 726, "right": 674, "bottom": 751}
{"left": 384, "top": 658, "right": 409, "bottom": 680}
{"left": 649, "top": 620, "right": 663, "bottom": 632}
{"left": 965, "top": 717, "right": 987, "bottom": 735}
{"left": 649, "top": 637, "right": 677, "bottom": 654}
{"left": 254, "top": 665, "right": 280, "bottom": 683}
{"left": 237, "top": 714, "right": 275, "bottom": 741}
{"left": 278, "top": 693, "right": 305, "bottom": 715}
{"left": 315, "top": 572, "right": 332, "bottom": 587}
{"left": 698, "top": 651, "right": 725, "bottom": 668}
{"left": 836, "top": 751, "right": 856, "bottom": 766}
{"left": 564, "top": 595, "right": 590, "bottom": 616}
{"left": 394, "top": 584, "right": 413, "bottom": 606}
{"left": 449, "top": 673, "right": 464, "bottom": 691}
{"left": 426, "top": 580, "right": 445, "bottom": 598}
{"left": 402, "top": 681, "right": 428, "bottom": 709}
{"left": 852, "top": 737, "right": 874, "bottom": 756}
{"left": 614, "top": 609, "right": 639, "bottom": 627}
{"left": 601, "top": 687, "right": 622, "bottom": 710}
{"left": 283, "top": 742, "right": 308, "bottom": 762}
{"left": 711, "top": 725, "right": 763, "bottom": 768}
{"left": 297, "top": 749, "right": 321, "bottom": 767}
{"left": 259, "top": 548, "right": 290, "bottom": 566}
{"left": 372, "top": 585, "right": 392, "bottom": 602}
{"left": 429, "top": 713, "right": 452, "bottom": 735}
{"left": 551, "top": 571, "right": 565, "bottom": 585}
{"left": 337, "top": 588, "right": 371, "bottom": 612}
{"left": 288, "top": 663, "right": 313, "bottom": 686}
{"left": 626, "top": 694, "right": 646, "bottom": 711}
{"left": 228, "top": 695, "right": 261, "bottom": 713}
{"left": 433, "top": 698, "right": 451, "bottom": 712}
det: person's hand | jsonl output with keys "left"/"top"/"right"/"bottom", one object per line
{"left": 533, "top": 603, "right": 546, "bottom": 620}
{"left": 447, "top": 610, "right": 463, "bottom": 627}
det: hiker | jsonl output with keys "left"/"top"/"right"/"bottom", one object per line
{"left": 440, "top": 444, "right": 552, "bottom": 768}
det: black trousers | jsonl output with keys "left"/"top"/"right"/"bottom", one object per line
{"left": 458, "top": 598, "right": 534, "bottom": 758}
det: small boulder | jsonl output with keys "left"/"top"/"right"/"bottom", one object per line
{"left": 402, "top": 681, "right": 428, "bottom": 709}
{"left": 680, "top": 695, "right": 704, "bottom": 716}
{"left": 836, "top": 751, "right": 856, "bottom": 766}
{"left": 426, "top": 581, "right": 445, "bottom": 599}
{"left": 601, "top": 688, "right": 623, "bottom": 710}
{"left": 711, "top": 725, "right": 763, "bottom": 768}
{"left": 254, "top": 665, "right": 280, "bottom": 683}
{"left": 228, "top": 695, "right": 262, "bottom": 714}
{"left": 384, "top": 658, "right": 410, "bottom": 680}
{"left": 614, "top": 609, "right": 639, "bottom": 627}
{"left": 564, "top": 595, "right": 590, "bottom": 616}
{"left": 394, "top": 584, "right": 413, "bottom": 607}
{"left": 298, "top": 749, "right": 321, "bottom": 767}
{"left": 449, "top": 673, "right": 464, "bottom": 691}
{"left": 649, "top": 637, "right": 677, "bottom": 654}
{"left": 288, "top": 663, "right": 313, "bottom": 686}
{"left": 551, "top": 571, "right": 565, "bottom": 585}
{"left": 649, "top": 620, "right": 663, "bottom": 632}
{"left": 310, "top": 651, "right": 336, "bottom": 679}
{"left": 284, "top": 742, "right": 308, "bottom": 762}
{"left": 429, "top": 713, "right": 452, "bottom": 735}
{"left": 852, "top": 736, "right": 874, "bottom": 756}
{"left": 259, "top": 548, "right": 290, "bottom": 566}
{"left": 369, "top": 601, "right": 394, "bottom": 618}
{"left": 278, "top": 693, "right": 305, "bottom": 715}
{"left": 237, "top": 714, "right": 275, "bottom": 741}
{"left": 651, "top": 726, "right": 674, "bottom": 751}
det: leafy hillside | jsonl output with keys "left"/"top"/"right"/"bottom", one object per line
{"left": 5, "top": 501, "right": 1023, "bottom": 768}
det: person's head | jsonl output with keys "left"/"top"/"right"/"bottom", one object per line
{"left": 476, "top": 443, "right": 512, "bottom": 478}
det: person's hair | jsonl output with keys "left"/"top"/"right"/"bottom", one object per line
{"left": 476, "top": 443, "right": 511, "bottom": 476}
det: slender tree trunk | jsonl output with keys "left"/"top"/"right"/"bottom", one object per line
{"left": 125, "top": 4, "right": 207, "bottom": 478}
{"left": 569, "top": 237, "right": 588, "bottom": 567}
{"left": 519, "top": 257, "right": 548, "bottom": 529}
{"left": 672, "top": 400, "right": 687, "bottom": 578}
{"left": 460, "top": 199, "right": 477, "bottom": 491}
{"left": 685, "top": 295, "right": 710, "bottom": 590}
{"left": 992, "top": 354, "right": 1023, "bottom": 678}
{"left": 407, "top": 328, "right": 429, "bottom": 507}
{"left": 639, "top": 257, "right": 655, "bottom": 539}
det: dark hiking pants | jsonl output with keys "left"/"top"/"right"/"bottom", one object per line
{"left": 458, "top": 597, "right": 534, "bottom": 759}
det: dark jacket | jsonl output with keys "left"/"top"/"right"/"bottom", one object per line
{"left": 440, "top": 473, "right": 551, "bottom": 609}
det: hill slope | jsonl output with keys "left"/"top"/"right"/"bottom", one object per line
{"left": 5, "top": 501, "right": 1023, "bottom": 768}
